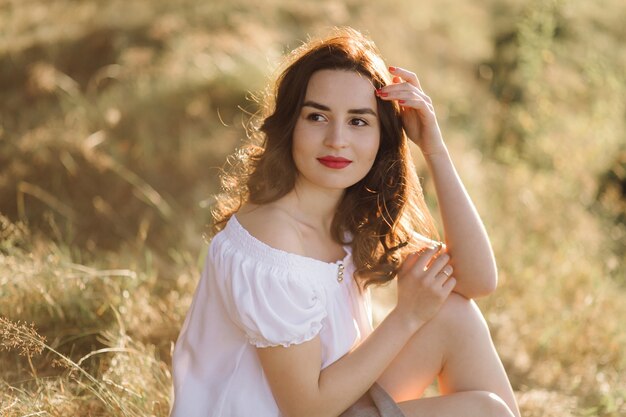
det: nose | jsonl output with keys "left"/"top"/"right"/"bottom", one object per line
{"left": 323, "top": 121, "right": 348, "bottom": 149}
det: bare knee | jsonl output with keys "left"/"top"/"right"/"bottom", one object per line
{"left": 409, "top": 293, "right": 482, "bottom": 342}
{"left": 435, "top": 292, "right": 489, "bottom": 331}
{"left": 472, "top": 391, "right": 515, "bottom": 417}
{"left": 421, "top": 292, "right": 494, "bottom": 357}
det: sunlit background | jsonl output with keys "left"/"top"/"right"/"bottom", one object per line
{"left": 1, "top": 0, "right": 624, "bottom": 415}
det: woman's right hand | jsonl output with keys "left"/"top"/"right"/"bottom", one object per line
{"left": 393, "top": 245, "right": 456, "bottom": 332}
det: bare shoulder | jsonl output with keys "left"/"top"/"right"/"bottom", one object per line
{"left": 235, "top": 203, "right": 306, "bottom": 256}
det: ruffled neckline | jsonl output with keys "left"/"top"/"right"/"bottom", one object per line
{"left": 224, "top": 214, "right": 352, "bottom": 272}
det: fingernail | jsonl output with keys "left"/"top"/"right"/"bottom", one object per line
{"left": 389, "top": 66, "right": 396, "bottom": 72}
{"left": 375, "top": 89, "right": 382, "bottom": 94}
{"left": 380, "top": 92, "right": 388, "bottom": 97}
{"left": 398, "top": 100, "right": 405, "bottom": 104}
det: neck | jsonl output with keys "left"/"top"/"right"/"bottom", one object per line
{"left": 280, "top": 180, "right": 345, "bottom": 233}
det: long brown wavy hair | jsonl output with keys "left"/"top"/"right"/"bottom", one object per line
{"left": 210, "top": 27, "right": 439, "bottom": 290}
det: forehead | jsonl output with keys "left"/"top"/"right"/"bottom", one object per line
{"left": 304, "top": 69, "right": 376, "bottom": 107}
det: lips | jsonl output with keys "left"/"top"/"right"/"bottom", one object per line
{"left": 317, "top": 156, "right": 352, "bottom": 169}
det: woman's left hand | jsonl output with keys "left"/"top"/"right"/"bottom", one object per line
{"left": 376, "top": 66, "right": 446, "bottom": 156}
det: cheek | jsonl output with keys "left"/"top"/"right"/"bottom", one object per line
{"left": 291, "top": 132, "right": 315, "bottom": 172}
{"left": 291, "top": 124, "right": 307, "bottom": 154}
{"left": 291, "top": 133, "right": 309, "bottom": 159}
{"left": 361, "top": 134, "right": 381, "bottom": 162}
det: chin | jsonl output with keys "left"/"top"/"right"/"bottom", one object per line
{"left": 295, "top": 172, "right": 359, "bottom": 191}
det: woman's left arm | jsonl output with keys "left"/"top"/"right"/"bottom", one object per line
{"left": 424, "top": 147, "right": 497, "bottom": 298}
{"left": 377, "top": 66, "right": 497, "bottom": 299}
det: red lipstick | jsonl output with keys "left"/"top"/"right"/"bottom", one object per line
{"left": 317, "top": 155, "right": 352, "bottom": 169}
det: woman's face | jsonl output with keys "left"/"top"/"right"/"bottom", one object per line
{"left": 292, "top": 69, "right": 381, "bottom": 192}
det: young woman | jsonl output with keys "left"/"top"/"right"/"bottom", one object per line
{"left": 170, "top": 27, "right": 521, "bottom": 417}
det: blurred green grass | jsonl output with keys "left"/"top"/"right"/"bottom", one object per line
{"left": 1, "top": 0, "right": 625, "bottom": 415}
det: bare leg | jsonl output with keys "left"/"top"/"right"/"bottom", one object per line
{"left": 397, "top": 391, "right": 515, "bottom": 417}
{"left": 376, "top": 293, "right": 520, "bottom": 417}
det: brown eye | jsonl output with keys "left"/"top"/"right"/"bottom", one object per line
{"left": 350, "top": 118, "right": 368, "bottom": 126}
{"left": 307, "top": 113, "right": 326, "bottom": 122}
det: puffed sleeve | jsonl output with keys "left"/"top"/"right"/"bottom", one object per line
{"left": 216, "top": 247, "right": 328, "bottom": 348}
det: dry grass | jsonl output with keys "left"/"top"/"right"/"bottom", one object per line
{"left": 1, "top": 0, "right": 625, "bottom": 415}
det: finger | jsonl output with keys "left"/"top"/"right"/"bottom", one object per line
{"left": 410, "top": 233, "right": 442, "bottom": 250}
{"left": 396, "top": 99, "right": 436, "bottom": 120}
{"left": 385, "top": 91, "right": 433, "bottom": 107}
{"left": 398, "top": 99, "right": 435, "bottom": 116}
{"left": 424, "top": 242, "right": 445, "bottom": 269}
{"left": 441, "top": 276, "right": 457, "bottom": 294}
{"left": 377, "top": 84, "right": 432, "bottom": 104}
{"left": 398, "top": 250, "right": 422, "bottom": 276}
{"left": 425, "top": 252, "right": 451, "bottom": 277}
{"left": 389, "top": 66, "right": 422, "bottom": 91}
{"left": 407, "top": 246, "right": 446, "bottom": 278}
{"left": 411, "top": 245, "right": 443, "bottom": 272}
{"left": 376, "top": 90, "right": 435, "bottom": 113}
{"left": 398, "top": 97, "right": 433, "bottom": 110}
{"left": 407, "top": 90, "right": 433, "bottom": 105}
{"left": 398, "top": 244, "right": 435, "bottom": 276}
{"left": 433, "top": 265, "right": 454, "bottom": 286}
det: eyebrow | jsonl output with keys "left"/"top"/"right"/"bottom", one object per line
{"left": 302, "top": 100, "right": 377, "bottom": 117}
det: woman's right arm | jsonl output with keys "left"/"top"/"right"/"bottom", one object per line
{"left": 256, "top": 246, "right": 456, "bottom": 417}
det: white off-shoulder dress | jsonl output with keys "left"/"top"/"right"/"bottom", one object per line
{"left": 169, "top": 214, "right": 375, "bottom": 417}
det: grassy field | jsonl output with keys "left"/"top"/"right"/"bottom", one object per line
{"left": 1, "top": 0, "right": 625, "bottom": 415}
